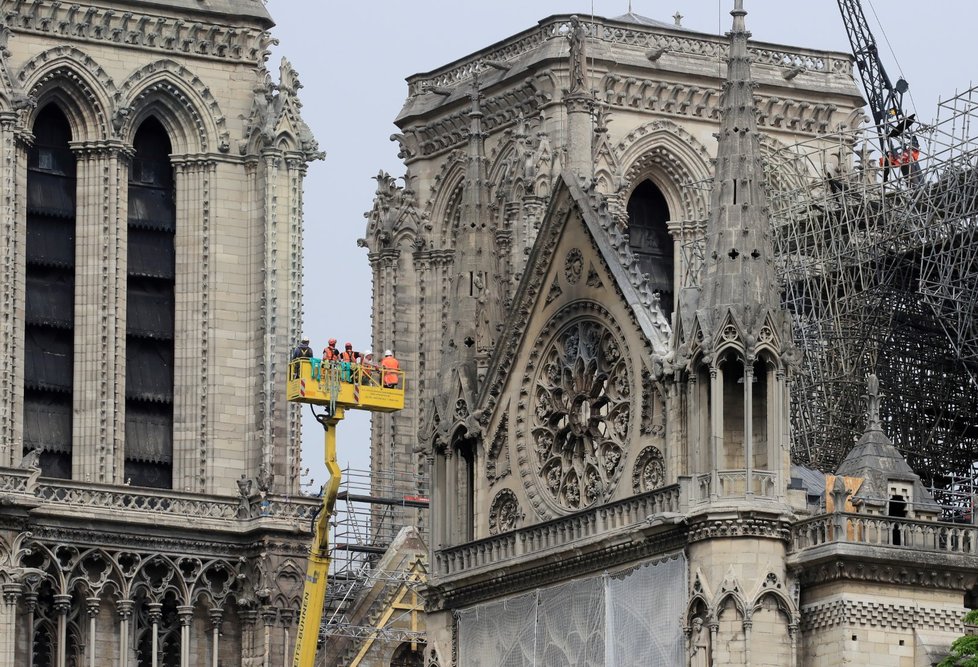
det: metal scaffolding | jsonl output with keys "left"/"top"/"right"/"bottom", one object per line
{"left": 764, "top": 84, "right": 978, "bottom": 486}
{"left": 316, "top": 465, "right": 430, "bottom": 660}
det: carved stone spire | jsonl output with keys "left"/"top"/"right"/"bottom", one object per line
{"left": 444, "top": 89, "right": 500, "bottom": 396}
{"left": 699, "top": 0, "right": 781, "bottom": 324}
{"left": 676, "top": 2, "right": 795, "bottom": 502}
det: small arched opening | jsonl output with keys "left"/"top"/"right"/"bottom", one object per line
{"left": 390, "top": 642, "right": 425, "bottom": 667}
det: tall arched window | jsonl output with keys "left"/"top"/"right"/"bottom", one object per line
{"left": 24, "top": 104, "right": 76, "bottom": 479}
{"left": 627, "top": 179, "right": 674, "bottom": 319}
{"left": 125, "top": 117, "right": 175, "bottom": 488}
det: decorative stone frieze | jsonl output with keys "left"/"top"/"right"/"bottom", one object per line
{"left": 3, "top": 0, "right": 273, "bottom": 65}
{"left": 801, "top": 599, "right": 965, "bottom": 633}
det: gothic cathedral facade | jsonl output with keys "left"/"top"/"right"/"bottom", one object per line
{"left": 0, "top": 0, "right": 321, "bottom": 665}
{"left": 363, "top": 5, "right": 978, "bottom": 666}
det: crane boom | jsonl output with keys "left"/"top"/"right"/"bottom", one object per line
{"left": 836, "top": 0, "right": 915, "bottom": 160}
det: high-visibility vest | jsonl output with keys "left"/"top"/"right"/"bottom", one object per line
{"left": 323, "top": 347, "right": 339, "bottom": 361}
{"left": 340, "top": 350, "right": 356, "bottom": 363}
{"left": 381, "top": 356, "right": 399, "bottom": 386}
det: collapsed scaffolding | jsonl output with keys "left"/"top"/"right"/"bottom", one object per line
{"left": 316, "top": 466, "right": 430, "bottom": 664}
{"left": 762, "top": 85, "right": 978, "bottom": 494}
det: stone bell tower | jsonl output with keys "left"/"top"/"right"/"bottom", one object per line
{"left": 673, "top": 2, "right": 800, "bottom": 663}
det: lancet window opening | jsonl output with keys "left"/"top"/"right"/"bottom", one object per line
{"left": 125, "top": 117, "right": 176, "bottom": 489}
{"left": 24, "top": 104, "right": 77, "bottom": 479}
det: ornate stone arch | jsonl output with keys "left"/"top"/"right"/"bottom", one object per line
{"left": 422, "top": 151, "right": 465, "bottom": 247}
{"left": 131, "top": 554, "right": 190, "bottom": 604}
{"left": 488, "top": 136, "right": 525, "bottom": 204}
{"left": 189, "top": 558, "right": 238, "bottom": 608}
{"left": 17, "top": 47, "right": 116, "bottom": 141}
{"left": 66, "top": 547, "right": 126, "bottom": 598}
{"left": 118, "top": 60, "right": 228, "bottom": 154}
{"left": 617, "top": 120, "right": 713, "bottom": 223}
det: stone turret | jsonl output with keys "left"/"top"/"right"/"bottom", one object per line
{"left": 834, "top": 374, "right": 940, "bottom": 519}
{"left": 675, "top": 0, "right": 795, "bottom": 505}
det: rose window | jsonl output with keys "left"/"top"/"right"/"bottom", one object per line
{"left": 531, "top": 320, "right": 631, "bottom": 510}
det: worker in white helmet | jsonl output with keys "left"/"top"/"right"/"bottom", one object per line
{"left": 381, "top": 349, "right": 400, "bottom": 388}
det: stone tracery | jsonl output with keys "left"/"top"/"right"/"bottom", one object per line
{"left": 528, "top": 318, "right": 631, "bottom": 511}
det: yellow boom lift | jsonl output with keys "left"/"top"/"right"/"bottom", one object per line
{"left": 286, "top": 355, "right": 405, "bottom": 667}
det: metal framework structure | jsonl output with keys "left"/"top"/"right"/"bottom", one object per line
{"left": 319, "top": 466, "right": 429, "bottom": 654}
{"left": 765, "top": 85, "right": 978, "bottom": 490}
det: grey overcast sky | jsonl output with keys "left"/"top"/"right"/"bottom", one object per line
{"left": 266, "top": 1, "right": 977, "bottom": 491}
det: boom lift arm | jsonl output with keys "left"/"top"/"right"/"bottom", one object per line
{"left": 287, "top": 357, "right": 405, "bottom": 667}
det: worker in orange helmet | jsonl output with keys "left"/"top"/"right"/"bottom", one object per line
{"left": 381, "top": 349, "right": 400, "bottom": 389}
{"left": 322, "top": 338, "right": 340, "bottom": 363}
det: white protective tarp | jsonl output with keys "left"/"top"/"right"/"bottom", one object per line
{"left": 456, "top": 552, "right": 687, "bottom": 666}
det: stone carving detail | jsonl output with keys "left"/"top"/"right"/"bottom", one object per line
{"left": 586, "top": 263, "right": 603, "bottom": 288}
{"left": 486, "top": 413, "right": 511, "bottom": 485}
{"left": 527, "top": 318, "right": 631, "bottom": 511}
{"left": 632, "top": 446, "right": 665, "bottom": 494}
{"left": 544, "top": 277, "right": 562, "bottom": 306}
{"left": 565, "top": 16, "right": 588, "bottom": 94}
{"left": 5, "top": 0, "right": 272, "bottom": 64}
{"left": 407, "top": 15, "right": 851, "bottom": 96}
{"left": 564, "top": 248, "right": 583, "bottom": 285}
{"left": 488, "top": 489, "right": 522, "bottom": 535}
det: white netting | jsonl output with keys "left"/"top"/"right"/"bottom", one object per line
{"left": 535, "top": 576, "right": 605, "bottom": 666}
{"left": 457, "top": 552, "right": 687, "bottom": 666}
{"left": 456, "top": 593, "right": 537, "bottom": 666}
{"left": 605, "top": 555, "right": 686, "bottom": 665}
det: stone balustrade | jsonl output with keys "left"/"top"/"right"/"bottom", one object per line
{"left": 434, "top": 484, "right": 682, "bottom": 577}
{"left": 407, "top": 15, "right": 851, "bottom": 96}
{"left": 791, "top": 513, "right": 978, "bottom": 556}
{"left": 0, "top": 466, "right": 318, "bottom": 524}
{"left": 689, "top": 469, "right": 781, "bottom": 503}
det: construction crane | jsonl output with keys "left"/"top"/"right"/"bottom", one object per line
{"left": 836, "top": 0, "right": 919, "bottom": 178}
{"left": 287, "top": 354, "right": 405, "bottom": 667}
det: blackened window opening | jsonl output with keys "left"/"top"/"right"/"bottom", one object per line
{"left": 24, "top": 104, "right": 76, "bottom": 479}
{"left": 125, "top": 117, "right": 175, "bottom": 489}
{"left": 626, "top": 179, "right": 674, "bottom": 320}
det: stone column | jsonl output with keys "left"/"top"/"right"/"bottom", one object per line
{"left": 0, "top": 121, "right": 29, "bottom": 466}
{"left": 0, "top": 581, "right": 22, "bottom": 667}
{"left": 23, "top": 589, "right": 37, "bottom": 667}
{"left": 260, "top": 606, "right": 276, "bottom": 666}
{"left": 177, "top": 605, "right": 193, "bottom": 667}
{"left": 53, "top": 593, "right": 72, "bottom": 667}
{"left": 279, "top": 612, "right": 293, "bottom": 667}
{"left": 208, "top": 608, "right": 222, "bottom": 667}
{"left": 146, "top": 602, "right": 162, "bottom": 667}
{"left": 171, "top": 158, "right": 216, "bottom": 494}
{"left": 709, "top": 365, "right": 722, "bottom": 500}
{"left": 84, "top": 597, "right": 100, "bottom": 667}
{"left": 708, "top": 619, "right": 719, "bottom": 667}
{"left": 743, "top": 618, "right": 752, "bottom": 667}
{"left": 563, "top": 94, "right": 593, "bottom": 183}
{"left": 239, "top": 609, "right": 259, "bottom": 667}
{"left": 744, "top": 362, "right": 753, "bottom": 498}
{"left": 72, "top": 142, "right": 128, "bottom": 483}
{"left": 116, "top": 599, "right": 134, "bottom": 667}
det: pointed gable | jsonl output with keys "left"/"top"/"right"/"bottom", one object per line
{"left": 476, "top": 171, "right": 672, "bottom": 521}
